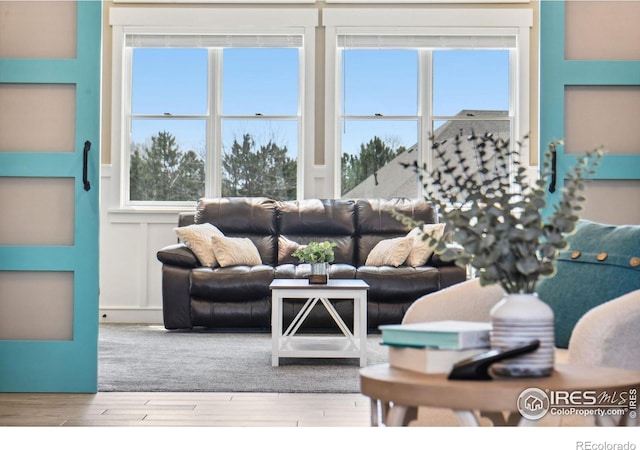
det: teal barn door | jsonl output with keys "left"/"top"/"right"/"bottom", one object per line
{"left": 0, "top": 1, "right": 101, "bottom": 392}
{"left": 540, "top": 1, "right": 640, "bottom": 223}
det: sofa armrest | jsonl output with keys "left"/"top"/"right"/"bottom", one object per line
{"left": 402, "top": 277, "right": 504, "bottom": 324}
{"left": 568, "top": 289, "right": 640, "bottom": 371}
{"left": 157, "top": 243, "right": 200, "bottom": 268}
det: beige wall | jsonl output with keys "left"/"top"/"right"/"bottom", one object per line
{"left": 100, "top": 0, "right": 540, "bottom": 166}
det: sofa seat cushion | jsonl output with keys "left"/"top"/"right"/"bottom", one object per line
{"left": 357, "top": 265, "right": 440, "bottom": 303}
{"left": 274, "top": 263, "right": 356, "bottom": 280}
{"left": 190, "top": 265, "right": 274, "bottom": 300}
{"left": 536, "top": 220, "right": 640, "bottom": 349}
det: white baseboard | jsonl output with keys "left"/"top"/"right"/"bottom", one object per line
{"left": 99, "top": 308, "right": 164, "bottom": 324}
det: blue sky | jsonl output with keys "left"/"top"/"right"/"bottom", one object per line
{"left": 131, "top": 47, "right": 509, "bottom": 157}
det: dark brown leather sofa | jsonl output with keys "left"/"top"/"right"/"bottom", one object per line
{"left": 156, "top": 197, "right": 466, "bottom": 331}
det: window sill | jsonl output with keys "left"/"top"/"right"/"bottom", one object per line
{"left": 107, "top": 207, "right": 187, "bottom": 224}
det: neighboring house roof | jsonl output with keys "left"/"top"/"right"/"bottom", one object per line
{"left": 342, "top": 110, "right": 510, "bottom": 199}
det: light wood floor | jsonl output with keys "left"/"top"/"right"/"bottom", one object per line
{"left": 0, "top": 389, "right": 607, "bottom": 450}
{"left": 0, "top": 391, "right": 372, "bottom": 427}
{"left": 0, "top": 390, "right": 597, "bottom": 428}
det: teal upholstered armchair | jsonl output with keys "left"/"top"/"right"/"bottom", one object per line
{"left": 402, "top": 220, "right": 640, "bottom": 371}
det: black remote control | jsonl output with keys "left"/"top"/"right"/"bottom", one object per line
{"left": 448, "top": 339, "right": 541, "bottom": 381}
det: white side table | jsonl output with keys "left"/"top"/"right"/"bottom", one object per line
{"left": 269, "top": 279, "right": 369, "bottom": 367}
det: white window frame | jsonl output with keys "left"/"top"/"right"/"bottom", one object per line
{"left": 323, "top": 8, "right": 533, "bottom": 198}
{"left": 110, "top": 8, "right": 317, "bottom": 210}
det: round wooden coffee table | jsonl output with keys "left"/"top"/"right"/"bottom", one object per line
{"left": 360, "top": 363, "right": 640, "bottom": 426}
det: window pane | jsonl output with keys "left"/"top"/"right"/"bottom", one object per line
{"left": 340, "top": 120, "right": 418, "bottom": 198}
{"left": 223, "top": 48, "right": 298, "bottom": 116}
{"left": 433, "top": 50, "right": 509, "bottom": 117}
{"left": 130, "top": 119, "right": 205, "bottom": 202}
{"left": 342, "top": 49, "right": 418, "bottom": 116}
{"left": 132, "top": 48, "right": 208, "bottom": 115}
{"left": 222, "top": 119, "right": 298, "bottom": 200}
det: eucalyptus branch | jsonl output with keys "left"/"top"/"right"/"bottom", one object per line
{"left": 398, "top": 132, "right": 602, "bottom": 294}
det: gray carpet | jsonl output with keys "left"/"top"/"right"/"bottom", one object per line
{"left": 98, "top": 324, "right": 388, "bottom": 393}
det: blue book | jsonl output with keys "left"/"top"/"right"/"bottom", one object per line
{"left": 379, "top": 320, "right": 491, "bottom": 350}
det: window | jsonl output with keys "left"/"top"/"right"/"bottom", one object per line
{"left": 324, "top": 9, "right": 533, "bottom": 199}
{"left": 110, "top": 8, "right": 317, "bottom": 208}
{"left": 127, "top": 41, "right": 300, "bottom": 205}
{"left": 339, "top": 45, "right": 512, "bottom": 199}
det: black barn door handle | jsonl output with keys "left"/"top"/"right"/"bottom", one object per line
{"left": 83, "top": 140, "right": 91, "bottom": 191}
{"left": 549, "top": 144, "right": 557, "bottom": 194}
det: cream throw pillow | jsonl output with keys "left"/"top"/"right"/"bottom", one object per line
{"left": 365, "top": 236, "right": 413, "bottom": 267}
{"left": 174, "top": 223, "right": 224, "bottom": 267}
{"left": 212, "top": 235, "right": 262, "bottom": 267}
{"left": 406, "top": 223, "right": 446, "bottom": 267}
{"left": 278, "top": 236, "right": 305, "bottom": 264}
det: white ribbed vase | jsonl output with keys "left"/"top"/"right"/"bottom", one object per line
{"left": 489, "top": 293, "right": 555, "bottom": 378}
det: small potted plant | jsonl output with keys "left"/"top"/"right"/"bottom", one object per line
{"left": 292, "top": 241, "right": 337, "bottom": 284}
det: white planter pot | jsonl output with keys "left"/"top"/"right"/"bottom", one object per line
{"left": 490, "top": 293, "right": 555, "bottom": 378}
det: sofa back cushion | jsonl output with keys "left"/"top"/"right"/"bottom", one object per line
{"left": 277, "top": 199, "right": 357, "bottom": 265}
{"left": 355, "top": 198, "right": 438, "bottom": 266}
{"left": 536, "top": 220, "right": 640, "bottom": 349}
{"left": 194, "top": 197, "right": 278, "bottom": 265}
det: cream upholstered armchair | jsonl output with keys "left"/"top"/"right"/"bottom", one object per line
{"left": 402, "top": 278, "right": 640, "bottom": 371}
